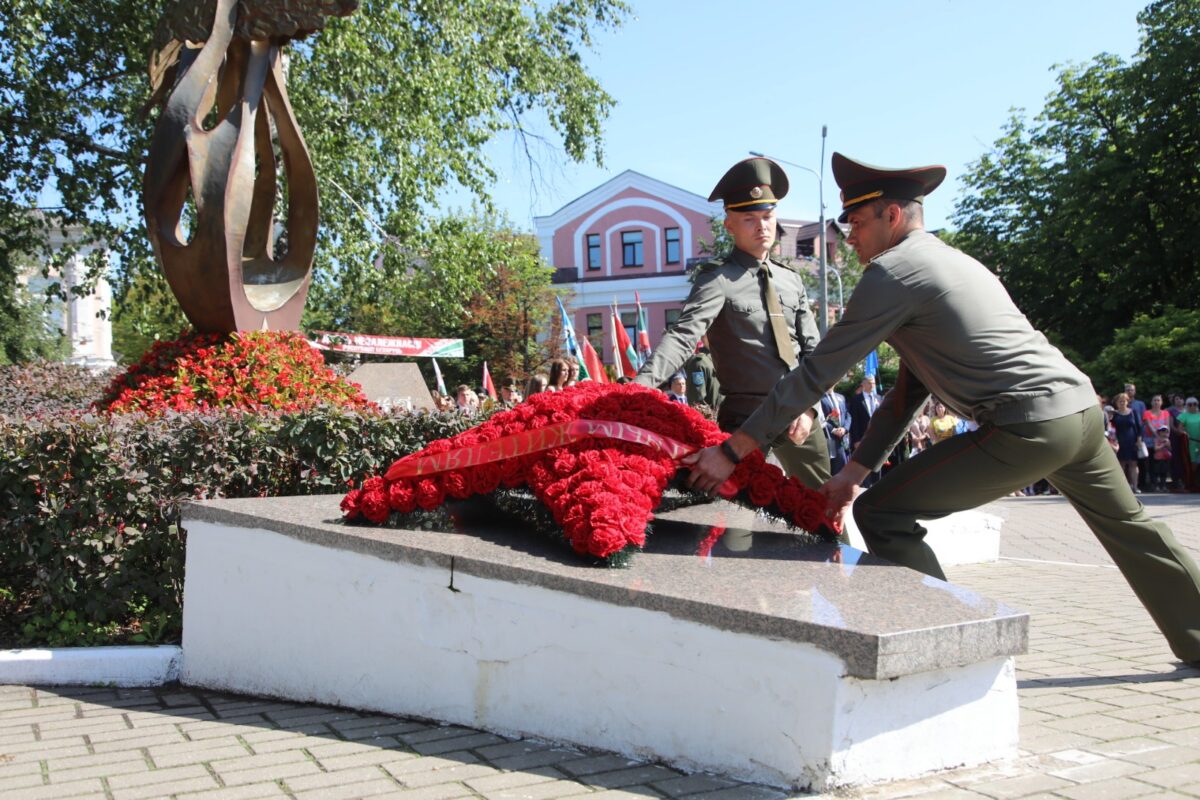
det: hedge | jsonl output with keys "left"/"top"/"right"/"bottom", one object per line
{"left": 0, "top": 363, "right": 477, "bottom": 646}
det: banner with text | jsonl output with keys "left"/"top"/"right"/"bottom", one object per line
{"left": 310, "top": 332, "right": 464, "bottom": 358}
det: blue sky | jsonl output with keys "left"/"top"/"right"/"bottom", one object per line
{"left": 474, "top": 0, "right": 1149, "bottom": 232}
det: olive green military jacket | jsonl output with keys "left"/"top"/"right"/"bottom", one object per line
{"left": 635, "top": 248, "right": 820, "bottom": 418}
{"left": 683, "top": 350, "right": 722, "bottom": 408}
{"left": 739, "top": 231, "right": 1098, "bottom": 471}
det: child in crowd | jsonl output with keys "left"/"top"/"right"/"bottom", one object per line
{"left": 1152, "top": 424, "right": 1172, "bottom": 492}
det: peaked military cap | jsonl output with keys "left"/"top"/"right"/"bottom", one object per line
{"left": 831, "top": 152, "right": 946, "bottom": 222}
{"left": 708, "top": 157, "right": 789, "bottom": 212}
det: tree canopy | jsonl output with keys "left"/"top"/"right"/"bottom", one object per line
{"left": 952, "top": 0, "right": 1199, "bottom": 360}
{"left": 1, "top": 0, "right": 627, "bottom": 354}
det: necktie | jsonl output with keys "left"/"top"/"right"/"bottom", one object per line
{"left": 758, "top": 263, "right": 797, "bottom": 370}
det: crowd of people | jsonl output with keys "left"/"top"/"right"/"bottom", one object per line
{"left": 428, "top": 357, "right": 583, "bottom": 414}
{"left": 815, "top": 379, "right": 1200, "bottom": 497}
{"left": 429, "top": 353, "right": 712, "bottom": 415}
{"left": 1100, "top": 384, "right": 1200, "bottom": 494}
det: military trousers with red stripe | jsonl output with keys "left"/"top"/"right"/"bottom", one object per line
{"left": 853, "top": 403, "right": 1200, "bottom": 662}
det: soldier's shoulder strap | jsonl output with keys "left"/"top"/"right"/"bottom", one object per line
{"left": 768, "top": 256, "right": 805, "bottom": 276}
{"left": 692, "top": 254, "right": 731, "bottom": 273}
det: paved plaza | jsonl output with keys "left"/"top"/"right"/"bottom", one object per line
{"left": 3, "top": 493, "right": 1200, "bottom": 800}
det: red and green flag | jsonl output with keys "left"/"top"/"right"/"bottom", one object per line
{"left": 610, "top": 302, "right": 638, "bottom": 379}
{"left": 634, "top": 291, "right": 652, "bottom": 367}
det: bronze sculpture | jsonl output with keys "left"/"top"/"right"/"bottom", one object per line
{"left": 144, "top": 0, "right": 357, "bottom": 333}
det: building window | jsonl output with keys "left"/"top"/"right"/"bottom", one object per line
{"left": 586, "top": 312, "right": 604, "bottom": 355}
{"left": 665, "top": 227, "right": 681, "bottom": 265}
{"left": 621, "top": 230, "right": 644, "bottom": 268}
{"left": 664, "top": 308, "right": 682, "bottom": 329}
{"left": 620, "top": 310, "right": 638, "bottom": 344}
{"left": 795, "top": 237, "right": 814, "bottom": 259}
{"left": 586, "top": 233, "right": 601, "bottom": 270}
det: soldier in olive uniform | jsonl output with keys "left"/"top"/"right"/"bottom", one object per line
{"left": 684, "top": 152, "right": 1200, "bottom": 664}
{"left": 682, "top": 341, "right": 721, "bottom": 409}
{"left": 635, "top": 157, "right": 830, "bottom": 489}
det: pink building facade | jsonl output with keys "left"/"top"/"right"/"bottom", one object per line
{"left": 533, "top": 171, "right": 720, "bottom": 366}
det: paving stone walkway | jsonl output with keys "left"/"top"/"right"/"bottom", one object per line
{"left": 3, "top": 493, "right": 1200, "bottom": 799}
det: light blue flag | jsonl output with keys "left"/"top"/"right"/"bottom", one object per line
{"left": 556, "top": 296, "right": 579, "bottom": 357}
{"left": 863, "top": 349, "right": 879, "bottom": 379}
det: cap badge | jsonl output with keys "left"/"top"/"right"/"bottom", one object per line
{"left": 749, "top": 186, "right": 763, "bottom": 199}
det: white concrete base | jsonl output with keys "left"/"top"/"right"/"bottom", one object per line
{"left": 182, "top": 519, "right": 1018, "bottom": 790}
{"left": 843, "top": 505, "right": 1003, "bottom": 566}
{"left": 0, "top": 646, "right": 181, "bottom": 687}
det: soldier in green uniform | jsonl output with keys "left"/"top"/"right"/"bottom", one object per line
{"left": 635, "top": 157, "right": 830, "bottom": 489}
{"left": 682, "top": 340, "right": 721, "bottom": 409}
{"left": 684, "top": 152, "right": 1200, "bottom": 664}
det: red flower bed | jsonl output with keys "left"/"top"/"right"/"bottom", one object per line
{"left": 96, "top": 331, "right": 374, "bottom": 415}
{"left": 342, "top": 382, "right": 836, "bottom": 561}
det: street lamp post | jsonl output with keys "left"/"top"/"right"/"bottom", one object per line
{"left": 826, "top": 262, "right": 844, "bottom": 320}
{"left": 750, "top": 125, "right": 831, "bottom": 334}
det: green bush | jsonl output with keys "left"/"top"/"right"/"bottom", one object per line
{"left": 0, "top": 405, "right": 478, "bottom": 647}
{"left": 1086, "top": 307, "right": 1200, "bottom": 397}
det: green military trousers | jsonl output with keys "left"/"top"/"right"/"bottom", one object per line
{"left": 853, "top": 404, "right": 1200, "bottom": 662}
{"left": 720, "top": 406, "right": 831, "bottom": 491}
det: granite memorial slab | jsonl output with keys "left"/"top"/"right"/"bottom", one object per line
{"left": 180, "top": 494, "right": 1028, "bottom": 790}
{"left": 347, "top": 362, "right": 436, "bottom": 411}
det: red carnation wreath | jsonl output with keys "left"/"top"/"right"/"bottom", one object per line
{"left": 342, "top": 382, "right": 837, "bottom": 562}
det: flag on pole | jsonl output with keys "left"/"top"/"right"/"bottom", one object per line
{"left": 634, "top": 291, "right": 652, "bottom": 366}
{"left": 863, "top": 350, "right": 879, "bottom": 379}
{"left": 580, "top": 338, "right": 608, "bottom": 383}
{"left": 431, "top": 356, "right": 447, "bottom": 396}
{"left": 610, "top": 301, "right": 638, "bottom": 379}
{"left": 555, "top": 296, "right": 580, "bottom": 358}
{"left": 482, "top": 361, "right": 497, "bottom": 400}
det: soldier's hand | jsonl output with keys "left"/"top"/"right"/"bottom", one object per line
{"left": 786, "top": 412, "right": 814, "bottom": 445}
{"left": 818, "top": 463, "right": 870, "bottom": 527}
{"left": 681, "top": 445, "right": 736, "bottom": 494}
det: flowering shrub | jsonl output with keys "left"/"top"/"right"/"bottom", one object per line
{"left": 96, "top": 330, "right": 374, "bottom": 414}
{"left": 343, "top": 382, "right": 836, "bottom": 561}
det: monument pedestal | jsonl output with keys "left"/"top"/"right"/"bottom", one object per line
{"left": 181, "top": 496, "right": 1026, "bottom": 791}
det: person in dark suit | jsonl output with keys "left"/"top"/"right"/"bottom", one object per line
{"left": 847, "top": 375, "right": 881, "bottom": 452}
{"left": 821, "top": 386, "right": 850, "bottom": 474}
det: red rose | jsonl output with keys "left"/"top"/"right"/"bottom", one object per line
{"left": 562, "top": 503, "right": 589, "bottom": 531}
{"left": 415, "top": 478, "right": 445, "bottom": 510}
{"left": 541, "top": 478, "right": 570, "bottom": 502}
{"left": 551, "top": 451, "right": 578, "bottom": 477}
{"left": 361, "top": 475, "right": 385, "bottom": 493}
{"left": 360, "top": 489, "right": 391, "bottom": 524}
{"left": 527, "top": 461, "right": 554, "bottom": 489}
{"left": 776, "top": 482, "right": 803, "bottom": 516}
{"left": 794, "top": 494, "right": 827, "bottom": 533}
{"left": 340, "top": 489, "right": 362, "bottom": 519}
{"left": 499, "top": 457, "right": 526, "bottom": 488}
{"left": 748, "top": 472, "right": 782, "bottom": 507}
{"left": 387, "top": 480, "right": 417, "bottom": 513}
{"left": 442, "top": 471, "right": 471, "bottom": 499}
{"left": 467, "top": 463, "right": 502, "bottom": 495}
